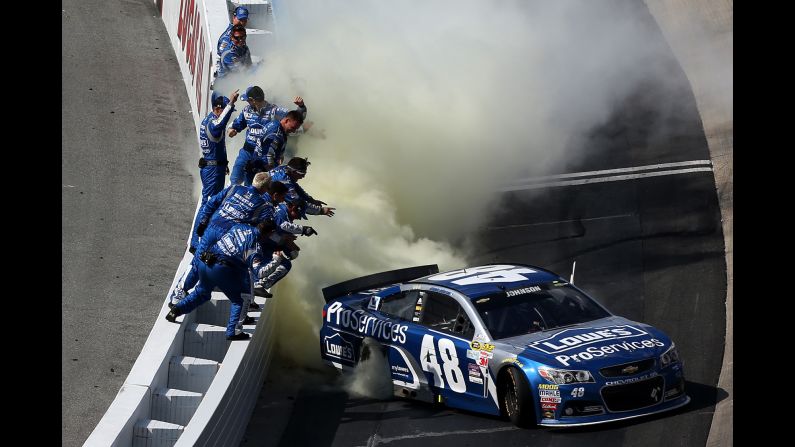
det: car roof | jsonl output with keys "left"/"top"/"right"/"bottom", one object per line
{"left": 408, "top": 263, "right": 563, "bottom": 299}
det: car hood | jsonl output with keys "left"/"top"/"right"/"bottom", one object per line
{"left": 497, "top": 316, "right": 673, "bottom": 369}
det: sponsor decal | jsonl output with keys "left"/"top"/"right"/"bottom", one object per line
{"left": 323, "top": 333, "right": 354, "bottom": 361}
{"left": 367, "top": 295, "right": 381, "bottom": 310}
{"left": 505, "top": 285, "right": 541, "bottom": 297}
{"left": 468, "top": 350, "right": 493, "bottom": 367}
{"left": 554, "top": 338, "right": 666, "bottom": 367}
{"left": 528, "top": 325, "right": 650, "bottom": 355}
{"left": 605, "top": 372, "right": 658, "bottom": 387}
{"left": 503, "top": 357, "right": 524, "bottom": 368}
{"left": 467, "top": 349, "right": 493, "bottom": 360}
{"left": 538, "top": 383, "right": 559, "bottom": 390}
{"left": 326, "top": 302, "right": 408, "bottom": 344}
{"left": 392, "top": 365, "right": 410, "bottom": 374}
{"left": 468, "top": 364, "right": 483, "bottom": 384}
{"left": 542, "top": 410, "right": 555, "bottom": 419}
{"left": 470, "top": 341, "right": 495, "bottom": 352}
{"left": 540, "top": 396, "right": 562, "bottom": 403}
{"left": 539, "top": 389, "right": 561, "bottom": 398}
{"left": 413, "top": 295, "right": 424, "bottom": 322}
{"left": 391, "top": 365, "right": 412, "bottom": 379}
{"left": 541, "top": 403, "right": 558, "bottom": 410}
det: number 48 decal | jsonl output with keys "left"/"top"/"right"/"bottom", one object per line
{"left": 427, "top": 265, "right": 537, "bottom": 286}
{"left": 420, "top": 335, "right": 466, "bottom": 393}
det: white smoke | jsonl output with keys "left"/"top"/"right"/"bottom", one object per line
{"left": 339, "top": 344, "right": 394, "bottom": 399}
{"left": 211, "top": 0, "right": 692, "bottom": 368}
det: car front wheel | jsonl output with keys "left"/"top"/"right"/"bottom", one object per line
{"left": 500, "top": 367, "right": 536, "bottom": 428}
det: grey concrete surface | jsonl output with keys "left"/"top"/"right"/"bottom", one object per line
{"left": 642, "top": 2, "right": 733, "bottom": 445}
{"left": 62, "top": 1, "right": 196, "bottom": 445}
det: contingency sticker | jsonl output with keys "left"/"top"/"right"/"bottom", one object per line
{"left": 470, "top": 341, "right": 495, "bottom": 352}
{"left": 468, "top": 363, "right": 483, "bottom": 384}
{"left": 412, "top": 295, "right": 424, "bottom": 322}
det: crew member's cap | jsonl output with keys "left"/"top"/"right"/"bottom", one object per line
{"left": 234, "top": 6, "right": 249, "bottom": 20}
{"left": 241, "top": 85, "right": 265, "bottom": 101}
{"left": 212, "top": 94, "right": 230, "bottom": 109}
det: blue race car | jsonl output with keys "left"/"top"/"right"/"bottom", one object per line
{"left": 319, "top": 264, "right": 689, "bottom": 427}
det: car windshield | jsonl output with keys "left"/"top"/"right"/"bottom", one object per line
{"left": 472, "top": 283, "right": 611, "bottom": 340}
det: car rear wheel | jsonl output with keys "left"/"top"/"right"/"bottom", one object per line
{"left": 500, "top": 367, "right": 536, "bottom": 428}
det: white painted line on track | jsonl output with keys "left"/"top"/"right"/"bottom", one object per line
{"left": 507, "top": 159, "right": 713, "bottom": 184}
{"left": 360, "top": 426, "right": 521, "bottom": 446}
{"left": 500, "top": 166, "right": 714, "bottom": 192}
{"left": 486, "top": 213, "right": 636, "bottom": 230}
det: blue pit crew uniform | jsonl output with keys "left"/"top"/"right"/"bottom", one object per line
{"left": 184, "top": 184, "right": 277, "bottom": 290}
{"left": 217, "top": 42, "right": 252, "bottom": 78}
{"left": 215, "top": 6, "right": 248, "bottom": 75}
{"left": 230, "top": 101, "right": 307, "bottom": 186}
{"left": 229, "top": 108, "right": 268, "bottom": 186}
{"left": 173, "top": 224, "right": 283, "bottom": 337}
{"left": 198, "top": 98, "right": 235, "bottom": 199}
{"left": 268, "top": 165, "right": 325, "bottom": 215}
{"left": 255, "top": 201, "right": 312, "bottom": 291}
{"left": 250, "top": 120, "right": 289, "bottom": 174}
{"left": 190, "top": 97, "right": 236, "bottom": 250}
{"left": 217, "top": 23, "right": 233, "bottom": 56}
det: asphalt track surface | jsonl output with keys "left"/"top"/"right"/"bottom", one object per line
{"left": 62, "top": 1, "right": 727, "bottom": 447}
{"left": 240, "top": 3, "right": 727, "bottom": 447}
{"left": 62, "top": 1, "right": 196, "bottom": 445}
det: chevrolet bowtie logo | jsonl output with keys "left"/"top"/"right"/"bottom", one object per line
{"left": 622, "top": 365, "right": 639, "bottom": 374}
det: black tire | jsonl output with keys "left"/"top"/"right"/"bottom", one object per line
{"left": 499, "top": 367, "right": 536, "bottom": 428}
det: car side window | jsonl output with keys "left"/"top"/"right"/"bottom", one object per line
{"left": 378, "top": 290, "right": 420, "bottom": 321}
{"left": 419, "top": 292, "right": 475, "bottom": 338}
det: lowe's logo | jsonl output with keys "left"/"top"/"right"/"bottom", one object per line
{"left": 324, "top": 333, "right": 354, "bottom": 361}
{"left": 528, "top": 325, "right": 649, "bottom": 354}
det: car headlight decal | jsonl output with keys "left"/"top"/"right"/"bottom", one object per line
{"left": 659, "top": 343, "right": 680, "bottom": 368}
{"left": 538, "top": 366, "right": 595, "bottom": 385}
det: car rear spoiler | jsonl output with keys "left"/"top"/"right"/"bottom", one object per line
{"left": 321, "top": 264, "right": 439, "bottom": 304}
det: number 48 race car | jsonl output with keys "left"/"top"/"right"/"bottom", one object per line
{"left": 319, "top": 264, "right": 689, "bottom": 427}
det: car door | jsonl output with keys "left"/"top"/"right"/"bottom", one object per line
{"left": 412, "top": 290, "right": 491, "bottom": 411}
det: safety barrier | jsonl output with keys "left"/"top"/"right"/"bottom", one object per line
{"left": 83, "top": 1, "right": 277, "bottom": 445}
